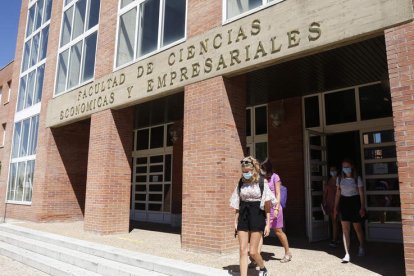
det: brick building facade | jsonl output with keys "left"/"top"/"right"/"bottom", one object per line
{"left": 1, "top": 0, "right": 414, "bottom": 273}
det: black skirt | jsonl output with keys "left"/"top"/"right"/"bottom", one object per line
{"left": 237, "top": 201, "right": 266, "bottom": 232}
{"left": 339, "top": 195, "right": 362, "bottom": 223}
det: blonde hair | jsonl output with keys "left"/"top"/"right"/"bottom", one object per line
{"left": 241, "top": 156, "right": 261, "bottom": 183}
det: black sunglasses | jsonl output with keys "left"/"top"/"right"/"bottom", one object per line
{"left": 240, "top": 160, "right": 252, "bottom": 165}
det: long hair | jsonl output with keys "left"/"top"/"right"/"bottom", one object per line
{"left": 260, "top": 158, "right": 273, "bottom": 179}
{"left": 241, "top": 156, "right": 261, "bottom": 183}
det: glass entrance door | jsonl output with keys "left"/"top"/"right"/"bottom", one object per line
{"left": 305, "top": 130, "right": 330, "bottom": 242}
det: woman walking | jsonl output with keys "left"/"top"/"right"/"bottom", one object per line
{"left": 230, "top": 156, "right": 277, "bottom": 276}
{"left": 334, "top": 159, "right": 366, "bottom": 263}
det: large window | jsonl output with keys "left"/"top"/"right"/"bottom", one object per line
{"left": 116, "top": 0, "right": 187, "bottom": 68}
{"left": 7, "top": 115, "right": 39, "bottom": 203}
{"left": 55, "top": 0, "right": 100, "bottom": 95}
{"left": 225, "top": 0, "right": 285, "bottom": 22}
{"left": 7, "top": 0, "right": 51, "bottom": 204}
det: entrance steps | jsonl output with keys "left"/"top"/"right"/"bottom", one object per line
{"left": 0, "top": 223, "right": 229, "bottom": 276}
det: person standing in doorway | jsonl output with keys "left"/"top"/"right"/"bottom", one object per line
{"left": 230, "top": 156, "right": 277, "bottom": 276}
{"left": 333, "top": 159, "right": 366, "bottom": 263}
{"left": 323, "top": 165, "right": 340, "bottom": 247}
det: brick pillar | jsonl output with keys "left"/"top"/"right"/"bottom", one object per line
{"left": 182, "top": 75, "right": 246, "bottom": 253}
{"left": 84, "top": 108, "right": 133, "bottom": 234}
{"left": 268, "top": 97, "right": 305, "bottom": 235}
{"left": 385, "top": 22, "right": 414, "bottom": 275}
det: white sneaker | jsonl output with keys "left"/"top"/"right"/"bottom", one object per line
{"left": 258, "top": 267, "right": 268, "bottom": 276}
{"left": 342, "top": 254, "right": 350, "bottom": 263}
{"left": 357, "top": 246, "right": 365, "bottom": 257}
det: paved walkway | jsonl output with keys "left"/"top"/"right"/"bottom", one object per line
{"left": 9, "top": 221, "right": 405, "bottom": 276}
{"left": 0, "top": 254, "right": 47, "bottom": 276}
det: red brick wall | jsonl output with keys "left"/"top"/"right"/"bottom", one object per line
{"left": 84, "top": 108, "right": 133, "bottom": 234}
{"left": 182, "top": 75, "right": 246, "bottom": 253}
{"left": 268, "top": 97, "right": 305, "bottom": 235}
{"left": 0, "top": 61, "right": 15, "bottom": 222}
{"left": 187, "top": 0, "right": 222, "bottom": 38}
{"left": 385, "top": 21, "right": 414, "bottom": 275}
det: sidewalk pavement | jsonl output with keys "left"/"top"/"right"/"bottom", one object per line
{"left": 0, "top": 254, "right": 47, "bottom": 276}
{"left": 8, "top": 220, "right": 404, "bottom": 276}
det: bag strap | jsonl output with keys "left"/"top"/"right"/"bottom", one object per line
{"left": 238, "top": 176, "right": 264, "bottom": 196}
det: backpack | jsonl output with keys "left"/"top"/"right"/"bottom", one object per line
{"left": 280, "top": 184, "right": 287, "bottom": 209}
{"left": 238, "top": 175, "right": 264, "bottom": 196}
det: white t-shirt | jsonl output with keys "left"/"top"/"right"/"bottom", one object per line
{"left": 336, "top": 176, "right": 363, "bottom": 197}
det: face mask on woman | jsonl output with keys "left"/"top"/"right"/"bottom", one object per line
{"left": 342, "top": 167, "right": 352, "bottom": 175}
{"left": 330, "top": 171, "right": 337, "bottom": 177}
{"left": 243, "top": 172, "right": 253, "bottom": 179}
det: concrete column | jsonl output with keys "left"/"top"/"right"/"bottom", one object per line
{"left": 182, "top": 75, "right": 246, "bottom": 253}
{"left": 385, "top": 21, "right": 414, "bottom": 275}
{"left": 84, "top": 108, "right": 133, "bottom": 234}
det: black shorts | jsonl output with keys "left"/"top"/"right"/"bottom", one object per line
{"left": 237, "top": 201, "right": 266, "bottom": 232}
{"left": 339, "top": 195, "right": 362, "bottom": 223}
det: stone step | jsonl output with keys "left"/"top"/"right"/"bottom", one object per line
{"left": 0, "top": 230, "right": 166, "bottom": 276}
{"left": 0, "top": 240, "right": 100, "bottom": 276}
{"left": 0, "top": 224, "right": 229, "bottom": 276}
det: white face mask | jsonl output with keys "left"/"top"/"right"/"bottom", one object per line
{"left": 330, "top": 171, "right": 337, "bottom": 177}
{"left": 243, "top": 172, "right": 253, "bottom": 179}
{"left": 260, "top": 169, "right": 266, "bottom": 175}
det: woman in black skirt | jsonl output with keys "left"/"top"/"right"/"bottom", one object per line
{"left": 230, "top": 156, "right": 277, "bottom": 276}
{"left": 333, "top": 159, "right": 366, "bottom": 263}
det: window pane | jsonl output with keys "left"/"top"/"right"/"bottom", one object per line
{"left": 137, "top": 0, "right": 160, "bottom": 57}
{"left": 68, "top": 41, "right": 83, "bottom": 89}
{"left": 65, "top": 0, "right": 74, "bottom": 6}
{"left": 148, "top": 203, "right": 162, "bottom": 211}
{"left": 359, "top": 84, "right": 392, "bottom": 121}
{"left": 367, "top": 194, "right": 400, "bottom": 208}
{"left": 166, "top": 124, "right": 174, "bottom": 147}
{"left": 34, "top": 65, "right": 44, "bottom": 104}
{"left": 135, "top": 203, "right": 146, "bottom": 210}
{"left": 324, "top": 89, "right": 356, "bottom": 125}
{"left": 149, "top": 174, "right": 163, "bottom": 182}
{"left": 30, "top": 33, "right": 40, "bottom": 67}
{"left": 162, "top": 0, "right": 185, "bottom": 47}
{"left": 364, "top": 146, "right": 396, "bottom": 160}
{"left": 56, "top": 50, "right": 69, "bottom": 94}
{"left": 22, "top": 41, "right": 31, "bottom": 72}
{"left": 7, "top": 163, "right": 17, "bottom": 200}
{"left": 11, "top": 122, "right": 21, "bottom": 159}
{"left": 43, "top": 0, "right": 53, "bottom": 23}
{"left": 363, "top": 130, "right": 394, "bottom": 145}
{"left": 148, "top": 194, "right": 162, "bottom": 202}
{"left": 255, "top": 106, "right": 267, "bottom": 135}
{"left": 24, "top": 70, "right": 36, "bottom": 109}
{"left": 116, "top": 7, "right": 137, "bottom": 67}
{"left": 81, "top": 32, "right": 97, "bottom": 82}
{"left": 14, "top": 162, "right": 26, "bottom": 202}
{"left": 150, "top": 155, "right": 163, "bottom": 163}
{"left": 28, "top": 116, "right": 39, "bottom": 155}
{"left": 24, "top": 160, "right": 35, "bottom": 202}
{"left": 121, "top": 0, "right": 134, "bottom": 8}
{"left": 246, "top": 109, "right": 251, "bottom": 136}
{"left": 61, "top": 6, "right": 74, "bottom": 47}
{"left": 163, "top": 184, "right": 171, "bottom": 212}
{"left": 72, "top": 0, "right": 87, "bottom": 39}
{"left": 136, "top": 128, "right": 149, "bottom": 150}
{"left": 365, "top": 162, "right": 398, "bottom": 175}
{"left": 227, "top": 0, "right": 262, "bottom": 19}
{"left": 165, "top": 154, "right": 171, "bottom": 182}
{"left": 255, "top": 142, "right": 267, "bottom": 163}
{"left": 39, "top": 26, "right": 49, "bottom": 61}
{"left": 87, "top": 0, "right": 100, "bottom": 30}
{"left": 26, "top": 6, "right": 35, "bottom": 37}
{"left": 149, "top": 184, "right": 163, "bottom": 191}
{"left": 366, "top": 178, "right": 399, "bottom": 191}
{"left": 368, "top": 211, "right": 401, "bottom": 224}
{"left": 150, "top": 126, "right": 164, "bottom": 149}
{"left": 304, "top": 96, "right": 320, "bottom": 128}
{"left": 35, "top": 0, "right": 44, "bottom": 30}
{"left": 19, "top": 119, "right": 31, "bottom": 157}
{"left": 17, "top": 76, "right": 27, "bottom": 111}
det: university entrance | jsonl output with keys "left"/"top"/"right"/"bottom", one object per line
{"left": 304, "top": 82, "right": 401, "bottom": 243}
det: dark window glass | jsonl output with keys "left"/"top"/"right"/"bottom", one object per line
{"left": 149, "top": 194, "right": 162, "bottom": 202}
{"left": 150, "top": 126, "right": 164, "bottom": 149}
{"left": 136, "top": 128, "right": 149, "bottom": 150}
{"left": 136, "top": 166, "right": 146, "bottom": 173}
{"left": 166, "top": 124, "right": 174, "bottom": 147}
{"left": 135, "top": 104, "right": 150, "bottom": 128}
{"left": 137, "top": 0, "right": 160, "bottom": 57}
{"left": 324, "top": 89, "right": 356, "bottom": 125}
{"left": 149, "top": 184, "right": 163, "bottom": 191}
{"left": 255, "top": 142, "right": 267, "bottom": 163}
{"left": 135, "top": 193, "right": 146, "bottom": 201}
{"left": 309, "top": 136, "right": 321, "bottom": 146}
{"left": 165, "top": 154, "right": 172, "bottom": 181}
{"left": 149, "top": 174, "right": 163, "bottom": 182}
{"left": 163, "top": 184, "right": 171, "bottom": 212}
{"left": 366, "top": 178, "right": 399, "bottom": 191}
{"left": 304, "top": 96, "right": 320, "bottom": 128}
{"left": 367, "top": 195, "right": 400, "bottom": 208}
{"left": 135, "top": 203, "right": 146, "bottom": 210}
{"left": 150, "top": 99, "right": 165, "bottom": 125}
{"left": 136, "top": 157, "right": 147, "bottom": 164}
{"left": 359, "top": 84, "right": 392, "bottom": 120}
{"left": 368, "top": 211, "right": 401, "bottom": 223}
{"left": 135, "top": 185, "right": 146, "bottom": 192}
{"left": 365, "top": 162, "right": 398, "bottom": 175}
{"left": 148, "top": 203, "right": 162, "bottom": 211}
{"left": 149, "top": 165, "right": 163, "bottom": 173}
{"left": 150, "top": 155, "right": 163, "bottom": 163}
{"left": 364, "top": 147, "right": 396, "bottom": 160}
{"left": 363, "top": 130, "right": 394, "bottom": 145}
{"left": 162, "top": 0, "right": 186, "bottom": 47}
{"left": 255, "top": 106, "right": 267, "bottom": 135}
{"left": 87, "top": 0, "right": 100, "bottom": 30}
{"left": 135, "top": 175, "right": 146, "bottom": 182}
{"left": 246, "top": 109, "right": 251, "bottom": 136}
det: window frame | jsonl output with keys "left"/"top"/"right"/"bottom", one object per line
{"left": 222, "top": 0, "right": 285, "bottom": 25}
{"left": 53, "top": 0, "right": 101, "bottom": 97}
{"left": 113, "top": 0, "right": 188, "bottom": 71}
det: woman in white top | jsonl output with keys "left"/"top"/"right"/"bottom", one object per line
{"left": 333, "top": 159, "right": 366, "bottom": 263}
{"left": 230, "top": 156, "right": 277, "bottom": 276}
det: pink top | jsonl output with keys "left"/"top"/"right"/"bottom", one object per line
{"left": 267, "top": 173, "right": 281, "bottom": 199}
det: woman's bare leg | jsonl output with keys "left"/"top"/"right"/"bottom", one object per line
{"left": 275, "top": 228, "right": 291, "bottom": 255}
{"left": 238, "top": 231, "right": 249, "bottom": 276}
{"left": 249, "top": 232, "right": 266, "bottom": 269}
{"left": 341, "top": 221, "right": 351, "bottom": 256}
